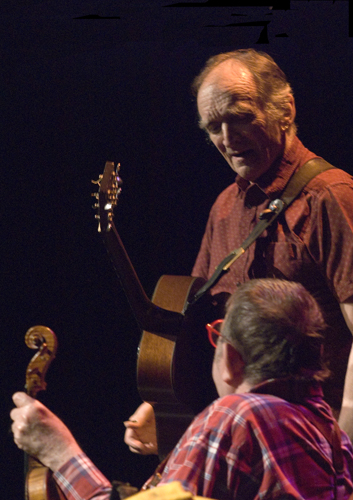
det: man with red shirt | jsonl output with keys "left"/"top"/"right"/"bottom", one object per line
{"left": 125, "top": 49, "right": 353, "bottom": 453}
{"left": 11, "top": 279, "right": 353, "bottom": 499}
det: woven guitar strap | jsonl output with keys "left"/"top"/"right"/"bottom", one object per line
{"left": 188, "top": 157, "right": 335, "bottom": 307}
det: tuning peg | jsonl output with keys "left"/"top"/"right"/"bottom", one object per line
{"left": 91, "top": 174, "right": 103, "bottom": 185}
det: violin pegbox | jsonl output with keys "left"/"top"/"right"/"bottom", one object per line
{"left": 92, "top": 161, "right": 122, "bottom": 233}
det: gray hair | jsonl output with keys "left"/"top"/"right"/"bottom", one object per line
{"left": 222, "top": 279, "right": 329, "bottom": 385}
{"left": 192, "top": 48, "right": 297, "bottom": 135}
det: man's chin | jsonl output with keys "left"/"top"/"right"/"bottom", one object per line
{"left": 230, "top": 157, "right": 270, "bottom": 182}
{"left": 231, "top": 164, "right": 260, "bottom": 182}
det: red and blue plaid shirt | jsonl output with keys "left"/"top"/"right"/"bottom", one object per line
{"left": 53, "top": 380, "right": 353, "bottom": 500}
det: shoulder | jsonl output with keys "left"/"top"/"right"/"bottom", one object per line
{"left": 304, "top": 166, "right": 353, "bottom": 195}
{"left": 291, "top": 166, "right": 353, "bottom": 221}
{"left": 197, "top": 393, "right": 289, "bottom": 431}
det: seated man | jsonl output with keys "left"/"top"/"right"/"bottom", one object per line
{"left": 11, "top": 279, "right": 353, "bottom": 500}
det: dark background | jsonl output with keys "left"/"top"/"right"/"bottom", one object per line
{"left": 1, "top": 1, "right": 352, "bottom": 497}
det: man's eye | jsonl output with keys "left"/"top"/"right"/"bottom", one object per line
{"left": 207, "top": 123, "right": 221, "bottom": 134}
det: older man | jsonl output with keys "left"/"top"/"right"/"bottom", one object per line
{"left": 125, "top": 49, "right": 353, "bottom": 454}
{"left": 11, "top": 279, "right": 353, "bottom": 499}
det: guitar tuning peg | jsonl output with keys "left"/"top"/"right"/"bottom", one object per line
{"left": 95, "top": 214, "right": 100, "bottom": 220}
{"left": 91, "top": 174, "right": 103, "bottom": 185}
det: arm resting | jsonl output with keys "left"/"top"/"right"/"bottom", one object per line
{"left": 338, "top": 302, "right": 353, "bottom": 441}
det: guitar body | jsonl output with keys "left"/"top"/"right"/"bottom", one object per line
{"left": 137, "top": 275, "right": 218, "bottom": 459}
{"left": 138, "top": 275, "right": 204, "bottom": 404}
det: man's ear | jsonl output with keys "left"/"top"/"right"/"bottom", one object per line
{"left": 283, "top": 94, "right": 296, "bottom": 127}
{"left": 222, "top": 343, "right": 245, "bottom": 386}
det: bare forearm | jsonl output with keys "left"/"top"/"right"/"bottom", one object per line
{"left": 339, "top": 302, "right": 353, "bottom": 441}
{"left": 338, "top": 343, "right": 353, "bottom": 441}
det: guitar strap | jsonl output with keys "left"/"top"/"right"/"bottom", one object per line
{"left": 188, "top": 158, "right": 335, "bottom": 307}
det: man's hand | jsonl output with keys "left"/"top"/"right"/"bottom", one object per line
{"left": 124, "top": 402, "right": 158, "bottom": 455}
{"left": 10, "top": 392, "right": 82, "bottom": 471}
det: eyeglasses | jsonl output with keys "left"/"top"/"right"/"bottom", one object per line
{"left": 206, "top": 319, "right": 224, "bottom": 348}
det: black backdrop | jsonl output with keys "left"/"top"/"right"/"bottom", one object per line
{"left": 1, "top": 1, "right": 353, "bottom": 497}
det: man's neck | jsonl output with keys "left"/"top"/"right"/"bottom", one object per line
{"left": 235, "top": 380, "right": 253, "bottom": 394}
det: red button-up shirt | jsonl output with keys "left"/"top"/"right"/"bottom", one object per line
{"left": 192, "top": 137, "right": 353, "bottom": 410}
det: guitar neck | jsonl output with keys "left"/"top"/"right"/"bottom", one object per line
{"left": 103, "top": 223, "right": 184, "bottom": 335}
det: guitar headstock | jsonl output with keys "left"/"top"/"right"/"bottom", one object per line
{"left": 92, "top": 161, "right": 122, "bottom": 233}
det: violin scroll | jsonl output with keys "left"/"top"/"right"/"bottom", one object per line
{"left": 25, "top": 326, "right": 58, "bottom": 399}
{"left": 23, "top": 325, "right": 65, "bottom": 500}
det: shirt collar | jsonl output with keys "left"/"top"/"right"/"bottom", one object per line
{"left": 250, "top": 377, "right": 324, "bottom": 403}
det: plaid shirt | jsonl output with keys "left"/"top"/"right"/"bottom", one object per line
{"left": 53, "top": 380, "right": 353, "bottom": 500}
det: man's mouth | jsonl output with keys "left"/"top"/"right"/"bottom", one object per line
{"left": 231, "top": 149, "right": 252, "bottom": 158}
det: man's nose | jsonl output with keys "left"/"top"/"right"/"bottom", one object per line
{"left": 221, "top": 122, "right": 242, "bottom": 148}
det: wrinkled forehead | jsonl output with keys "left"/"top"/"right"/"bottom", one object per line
{"left": 197, "top": 59, "right": 258, "bottom": 114}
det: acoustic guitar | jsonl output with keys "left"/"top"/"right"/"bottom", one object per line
{"left": 93, "top": 162, "right": 219, "bottom": 459}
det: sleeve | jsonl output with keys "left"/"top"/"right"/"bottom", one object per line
{"left": 156, "top": 401, "right": 247, "bottom": 499}
{"left": 53, "top": 453, "right": 112, "bottom": 500}
{"left": 307, "top": 173, "right": 353, "bottom": 303}
{"left": 156, "top": 436, "right": 207, "bottom": 496}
